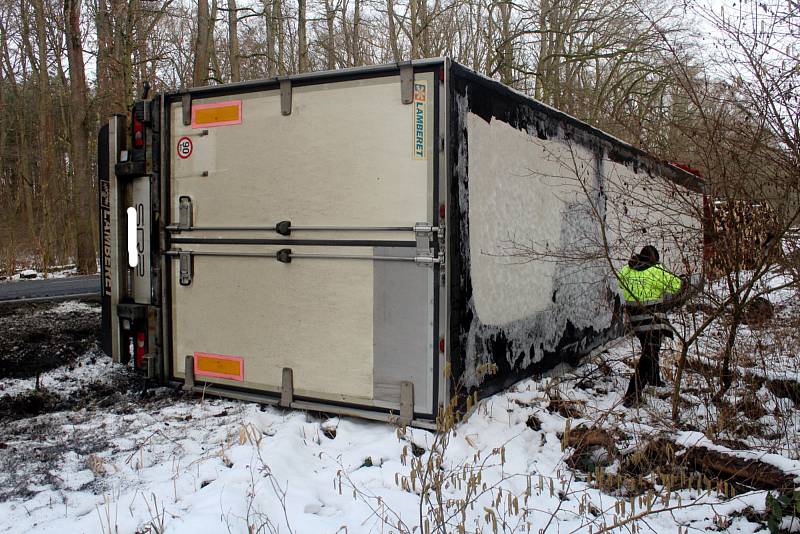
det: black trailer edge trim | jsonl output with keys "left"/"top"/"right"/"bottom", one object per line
{"left": 431, "top": 63, "right": 441, "bottom": 419}
{"left": 163, "top": 94, "right": 175, "bottom": 384}
{"left": 446, "top": 62, "right": 467, "bottom": 406}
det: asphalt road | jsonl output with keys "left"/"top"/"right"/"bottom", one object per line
{"left": 0, "top": 275, "right": 100, "bottom": 303}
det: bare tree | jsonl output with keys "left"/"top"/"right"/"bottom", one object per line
{"left": 297, "top": 0, "right": 308, "bottom": 72}
{"left": 65, "top": 0, "right": 95, "bottom": 273}
{"left": 227, "top": 0, "right": 240, "bottom": 81}
{"left": 193, "top": 0, "right": 211, "bottom": 85}
{"left": 322, "top": 0, "right": 336, "bottom": 69}
{"left": 386, "top": 0, "right": 401, "bottom": 62}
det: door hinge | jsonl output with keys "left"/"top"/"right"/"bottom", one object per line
{"left": 399, "top": 381, "right": 414, "bottom": 426}
{"left": 280, "top": 78, "right": 292, "bottom": 116}
{"left": 400, "top": 62, "right": 414, "bottom": 105}
{"left": 280, "top": 368, "right": 294, "bottom": 407}
{"left": 181, "top": 94, "right": 192, "bottom": 126}
{"left": 183, "top": 355, "right": 195, "bottom": 390}
{"left": 414, "top": 222, "right": 436, "bottom": 262}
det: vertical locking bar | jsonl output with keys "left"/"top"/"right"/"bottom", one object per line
{"left": 179, "top": 251, "right": 193, "bottom": 286}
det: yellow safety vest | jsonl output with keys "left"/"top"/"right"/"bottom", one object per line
{"left": 617, "top": 264, "right": 681, "bottom": 304}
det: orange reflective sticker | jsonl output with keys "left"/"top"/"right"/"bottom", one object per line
{"left": 191, "top": 100, "right": 242, "bottom": 128}
{"left": 193, "top": 352, "right": 244, "bottom": 381}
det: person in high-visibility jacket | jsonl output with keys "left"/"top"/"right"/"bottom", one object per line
{"left": 617, "top": 245, "right": 682, "bottom": 406}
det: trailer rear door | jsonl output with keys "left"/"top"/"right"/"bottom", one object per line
{"left": 165, "top": 72, "right": 439, "bottom": 417}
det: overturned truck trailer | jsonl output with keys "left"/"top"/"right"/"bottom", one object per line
{"left": 99, "top": 59, "right": 703, "bottom": 428}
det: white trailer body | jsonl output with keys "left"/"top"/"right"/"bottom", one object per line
{"left": 99, "top": 59, "right": 702, "bottom": 427}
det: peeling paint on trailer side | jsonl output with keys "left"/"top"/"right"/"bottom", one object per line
{"left": 447, "top": 63, "right": 702, "bottom": 402}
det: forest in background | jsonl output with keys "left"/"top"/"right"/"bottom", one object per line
{"left": 0, "top": 0, "right": 797, "bottom": 274}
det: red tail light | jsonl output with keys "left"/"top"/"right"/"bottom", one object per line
{"left": 133, "top": 117, "right": 145, "bottom": 149}
{"left": 439, "top": 337, "right": 445, "bottom": 353}
{"left": 135, "top": 331, "right": 146, "bottom": 368}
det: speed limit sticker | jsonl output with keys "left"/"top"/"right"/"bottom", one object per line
{"left": 177, "top": 136, "right": 193, "bottom": 159}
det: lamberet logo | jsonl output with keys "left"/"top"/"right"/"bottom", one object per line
{"left": 413, "top": 82, "right": 426, "bottom": 159}
{"left": 414, "top": 84, "right": 426, "bottom": 103}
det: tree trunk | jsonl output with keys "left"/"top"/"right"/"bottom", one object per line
{"left": 485, "top": 3, "right": 494, "bottom": 75}
{"left": 33, "top": 0, "right": 52, "bottom": 265}
{"left": 193, "top": 0, "right": 211, "bottom": 86}
{"left": 418, "top": 0, "right": 428, "bottom": 57}
{"left": 715, "top": 297, "right": 742, "bottom": 402}
{"left": 65, "top": 0, "right": 96, "bottom": 273}
{"left": 535, "top": 0, "right": 550, "bottom": 102}
{"left": 114, "top": 0, "right": 133, "bottom": 110}
{"left": 498, "top": 1, "right": 513, "bottom": 85}
{"left": 351, "top": 0, "right": 361, "bottom": 66}
{"left": 263, "top": 0, "right": 277, "bottom": 76}
{"left": 228, "top": 0, "right": 240, "bottom": 82}
{"left": 0, "top": 19, "right": 33, "bottom": 239}
{"left": 324, "top": 0, "right": 335, "bottom": 69}
{"left": 96, "top": 0, "right": 112, "bottom": 116}
{"left": 96, "top": 0, "right": 131, "bottom": 117}
{"left": 386, "top": 0, "right": 401, "bottom": 62}
{"left": 274, "top": 0, "right": 285, "bottom": 75}
{"left": 410, "top": 0, "right": 419, "bottom": 59}
{"left": 297, "top": 0, "right": 308, "bottom": 72}
{"left": 671, "top": 342, "right": 689, "bottom": 422}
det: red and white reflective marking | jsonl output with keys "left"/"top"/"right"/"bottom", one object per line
{"left": 177, "top": 136, "right": 193, "bottom": 159}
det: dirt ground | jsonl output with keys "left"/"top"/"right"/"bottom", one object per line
{"left": 0, "top": 299, "right": 101, "bottom": 380}
{"left": 0, "top": 299, "right": 171, "bottom": 410}
{"left": 0, "top": 300, "right": 184, "bottom": 502}
{"left": 0, "top": 300, "right": 173, "bottom": 421}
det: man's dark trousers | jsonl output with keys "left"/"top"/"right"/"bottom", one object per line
{"left": 624, "top": 331, "right": 664, "bottom": 404}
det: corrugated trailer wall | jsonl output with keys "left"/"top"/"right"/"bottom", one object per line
{"left": 447, "top": 63, "right": 702, "bottom": 400}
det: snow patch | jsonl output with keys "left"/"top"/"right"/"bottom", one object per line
{"left": 47, "top": 300, "right": 101, "bottom": 315}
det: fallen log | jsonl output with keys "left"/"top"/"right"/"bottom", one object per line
{"left": 611, "top": 438, "right": 797, "bottom": 496}
{"left": 680, "top": 446, "right": 796, "bottom": 492}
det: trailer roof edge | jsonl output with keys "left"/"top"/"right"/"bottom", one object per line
{"left": 168, "top": 58, "right": 448, "bottom": 99}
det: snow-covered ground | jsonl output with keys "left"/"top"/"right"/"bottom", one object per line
{"left": 2, "top": 280, "right": 800, "bottom": 533}
{"left": 1, "top": 265, "right": 79, "bottom": 282}
{"left": 1, "top": 344, "right": 797, "bottom": 533}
